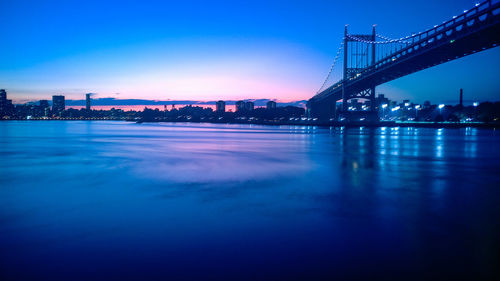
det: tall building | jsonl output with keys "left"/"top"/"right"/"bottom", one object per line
{"left": 216, "top": 100, "right": 225, "bottom": 113}
{"left": 0, "top": 89, "right": 13, "bottom": 117}
{"left": 245, "top": 101, "right": 254, "bottom": 111}
{"left": 39, "top": 100, "right": 50, "bottom": 117}
{"left": 0, "top": 89, "right": 6, "bottom": 101}
{"left": 375, "top": 94, "right": 389, "bottom": 108}
{"left": 266, "top": 101, "right": 277, "bottom": 110}
{"left": 52, "top": 95, "right": 65, "bottom": 116}
{"left": 459, "top": 89, "right": 463, "bottom": 109}
{"left": 86, "top": 93, "right": 91, "bottom": 111}
{"left": 0, "top": 89, "right": 7, "bottom": 115}
{"left": 235, "top": 101, "right": 245, "bottom": 112}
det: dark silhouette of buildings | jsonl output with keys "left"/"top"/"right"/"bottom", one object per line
{"left": 0, "top": 89, "right": 8, "bottom": 115}
{"left": 424, "top": 101, "right": 431, "bottom": 109}
{"left": 86, "top": 93, "right": 91, "bottom": 111}
{"left": 39, "top": 100, "right": 50, "bottom": 117}
{"left": 266, "top": 101, "right": 277, "bottom": 110}
{"left": 39, "top": 100, "right": 49, "bottom": 108}
{"left": 216, "top": 100, "right": 225, "bottom": 113}
{"left": 0, "top": 89, "right": 14, "bottom": 117}
{"left": 0, "top": 87, "right": 499, "bottom": 125}
{"left": 375, "top": 94, "right": 389, "bottom": 108}
{"left": 459, "top": 89, "right": 464, "bottom": 110}
{"left": 235, "top": 101, "right": 245, "bottom": 112}
{"left": 52, "top": 95, "right": 65, "bottom": 116}
{"left": 245, "top": 101, "right": 254, "bottom": 111}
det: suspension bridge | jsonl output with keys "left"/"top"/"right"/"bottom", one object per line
{"left": 308, "top": 0, "right": 500, "bottom": 121}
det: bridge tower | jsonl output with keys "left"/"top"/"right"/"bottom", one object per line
{"left": 341, "top": 25, "right": 378, "bottom": 121}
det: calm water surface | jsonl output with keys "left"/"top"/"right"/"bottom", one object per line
{"left": 1, "top": 121, "right": 499, "bottom": 280}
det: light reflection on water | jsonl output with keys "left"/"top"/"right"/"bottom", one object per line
{"left": 0, "top": 121, "right": 499, "bottom": 280}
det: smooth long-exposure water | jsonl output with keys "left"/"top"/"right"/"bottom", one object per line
{"left": 1, "top": 121, "right": 499, "bottom": 280}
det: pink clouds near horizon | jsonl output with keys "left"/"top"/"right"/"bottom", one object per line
{"left": 1, "top": 38, "right": 328, "bottom": 103}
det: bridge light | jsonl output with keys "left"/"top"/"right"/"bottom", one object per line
{"left": 475, "top": 3, "right": 480, "bottom": 7}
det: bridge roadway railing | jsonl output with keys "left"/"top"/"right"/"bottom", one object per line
{"left": 365, "top": 0, "right": 500, "bottom": 73}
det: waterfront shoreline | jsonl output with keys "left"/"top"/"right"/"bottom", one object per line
{"left": 2, "top": 118, "right": 499, "bottom": 128}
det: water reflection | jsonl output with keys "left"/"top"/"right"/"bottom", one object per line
{"left": 0, "top": 121, "right": 499, "bottom": 280}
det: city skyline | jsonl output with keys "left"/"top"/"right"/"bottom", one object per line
{"left": 1, "top": 0, "right": 499, "bottom": 104}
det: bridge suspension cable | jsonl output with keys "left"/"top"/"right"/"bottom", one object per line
{"left": 346, "top": 34, "right": 411, "bottom": 44}
{"left": 376, "top": 34, "right": 410, "bottom": 44}
{"left": 317, "top": 39, "right": 344, "bottom": 93}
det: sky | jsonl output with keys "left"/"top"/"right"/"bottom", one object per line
{"left": 0, "top": 0, "right": 499, "bottom": 104}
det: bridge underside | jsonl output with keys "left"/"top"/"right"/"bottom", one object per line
{"left": 309, "top": 14, "right": 500, "bottom": 121}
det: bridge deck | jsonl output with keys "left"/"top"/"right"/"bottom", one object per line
{"left": 309, "top": 0, "right": 500, "bottom": 119}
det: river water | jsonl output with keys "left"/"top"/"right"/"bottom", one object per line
{"left": 0, "top": 121, "right": 499, "bottom": 280}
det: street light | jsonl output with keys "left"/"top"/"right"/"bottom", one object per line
{"left": 415, "top": 105, "right": 421, "bottom": 120}
{"left": 381, "top": 104, "right": 388, "bottom": 119}
{"left": 473, "top": 102, "right": 479, "bottom": 121}
{"left": 438, "top": 104, "right": 445, "bottom": 116}
{"left": 392, "top": 106, "right": 400, "bottom": 121}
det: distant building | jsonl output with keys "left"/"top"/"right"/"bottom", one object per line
{"left": 86, "top": 93, "right": 91, "bottom": 111}
{"left": 375, "top": 94, "right": 389, "bottom": 108}
{"left": 0, "top": 89, "right": 7, "bottom": 115}
{"left": 245, "top": 101, "right": 254, "bottom": 111}
{"left": 235, "top": 101, "right": 245, "bottom": 112}
{"left": 266, "top": 101, "right": 277, "bottom": 110}
{"left": 39, "top": 100, "right": 49, "bottom": 108}
{"left": 216, "top": 100, "right": 225, "bottom": 113}
{"left": 0, "top": 89, "right": 13, "bottom": 116}
{"left": 39, "top": 100, "right": 50, "bottom": 117}
{"left": 424, "top": 100, "right": 431, "bottom": 109}
{"left": 459, "top": 89, "right": 463, "bottom": 109}
{"left": 52, "top": 95, "right": 65, "bottom": 116}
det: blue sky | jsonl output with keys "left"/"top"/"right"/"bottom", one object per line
{"left": 0, "top": 0, "right": 499, "bottom": 104}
